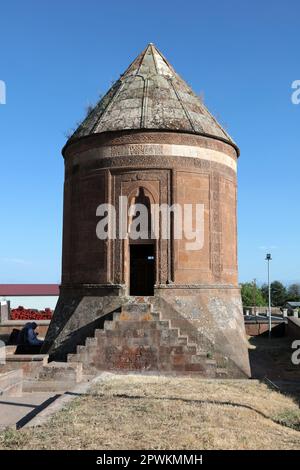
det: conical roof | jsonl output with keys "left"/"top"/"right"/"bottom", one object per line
{"left": 68, "top": 44, "right": 237, "bottom": 152}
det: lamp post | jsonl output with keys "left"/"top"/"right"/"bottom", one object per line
{"left": 253, "top": 278, "right": 257, "bottom": 316}
{"left": 265, "top": 253, "right": 272, "bottom": 338}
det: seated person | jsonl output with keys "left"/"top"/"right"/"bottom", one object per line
{"left": 16, "top": 322, "right": 44, "bottom": 354}
{"left": 8, "top": 328, "right": 21, "bottom": 345}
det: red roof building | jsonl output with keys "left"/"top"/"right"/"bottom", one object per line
{"left": 0, "top": 284, "right": 59, "bottom": 296}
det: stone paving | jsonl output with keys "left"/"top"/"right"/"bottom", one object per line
{"left": 0, "top": 392, "right": 61, "bottom": 430}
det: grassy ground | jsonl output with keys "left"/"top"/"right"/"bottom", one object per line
{"left": 0, "top": 373, "right": 300, "bottom": 450}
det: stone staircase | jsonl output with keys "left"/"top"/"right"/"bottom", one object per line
{"left": 67, "top": 301, "right": 228, "bottom": 377}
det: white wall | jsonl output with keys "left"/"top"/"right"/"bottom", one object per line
{"left": 0, "top": 296, "right": 58, "bottom": 310}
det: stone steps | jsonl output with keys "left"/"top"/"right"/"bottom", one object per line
{"left": 23, "top": 380, "right": 75, "bottom": 393}
{"left": 0, "top": 370, "right": 23, "bottom": 397}
{"left": 1, "top": 352, "right": 84, "bottom": 392}
{"left": 2, "top": 354, "right": 49, "bottom": 380}
{"left": 67, "top": 301, "right": 226, "bottom": 377}
{"left": 216, "top": 368, "right": 228, "bottom": 378}
{"left": 23, "top": 362, "right": 83, "bottom": 392}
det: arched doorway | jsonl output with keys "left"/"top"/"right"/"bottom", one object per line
{"left": 128, "top": 187, "right": 156, "bottom": 296}
{"left": 129, "top": 243, "right": 155, "bottom": 295}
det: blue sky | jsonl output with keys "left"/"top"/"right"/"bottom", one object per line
{"left": 0, "top": 0, "right": 299, "bottom": 285}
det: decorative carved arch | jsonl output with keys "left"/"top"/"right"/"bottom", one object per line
{"left": 127, "top": 184, "right": 158, "bottom": 240}
{"left": 123, "top": 183, "right": 159, "bottom": 294}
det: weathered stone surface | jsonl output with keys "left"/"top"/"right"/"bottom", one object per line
{"left": 38, "top": 362, "right": 82, "bottom": 383}
{"left": 1, "top": 354, "right": 49, "bottom": 379}
{"left": 67, "top": 44, "right": 238, "bottom": 153}
{"left": 153, "top": 289, "right": 250, "bottom": 377}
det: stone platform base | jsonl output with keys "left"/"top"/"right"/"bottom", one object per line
{"left": 0, "top": 351, "right": 83, "bottom": 393}
{"left": 43, "top": 287, "right": 250, "bottom": 378}
{"left": 68, "top": 302, "right": 226, "bottom": 377}
{"left": 24, "top": 362, "right": 83, "bottom": 392}
{"left": 0, "top": 370, "right": 23, "bottom": 397}
{"left": 1, "top": 353, "right": 49, "bottom": 379}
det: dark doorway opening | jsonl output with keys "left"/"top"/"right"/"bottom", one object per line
{"left": 130, "top": 244, "right": 155, "bottom": 296}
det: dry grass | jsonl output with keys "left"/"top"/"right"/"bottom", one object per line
{"left": 1, "top": 373, "right": 300, "bottom": 450}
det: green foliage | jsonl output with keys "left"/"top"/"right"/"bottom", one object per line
{"left": 261, "top": 281, "right": 287, "bottom": 307}
{"left": 274, "top": 409, "right": 300, "bottom": 431}
{"left": 85, "top": 104, "right": 94, "bottom": 116}
{"left": 241, "top": 283, "right": 267, "bottom": 307}
{"left": 242, "top": 280, "right": 300, "bottom": 307}
{"left": 242, "top": 281, "right": 300, "bottom": 307}
{"left": 287, "top": 283, "right": 300, "bottom": 302}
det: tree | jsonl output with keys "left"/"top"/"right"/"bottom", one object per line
{"left": 287, "top": 283, "right": 300, "bottom": 301}
{"left": 261, "top": 281, "right": 287, "bottom": 307}
{"left": 241, "top": 283, "right": 267, "bottom": 307}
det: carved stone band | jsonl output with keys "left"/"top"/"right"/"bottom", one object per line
{"left": 79, "top": 143, "right": 237, "bottom": 172}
